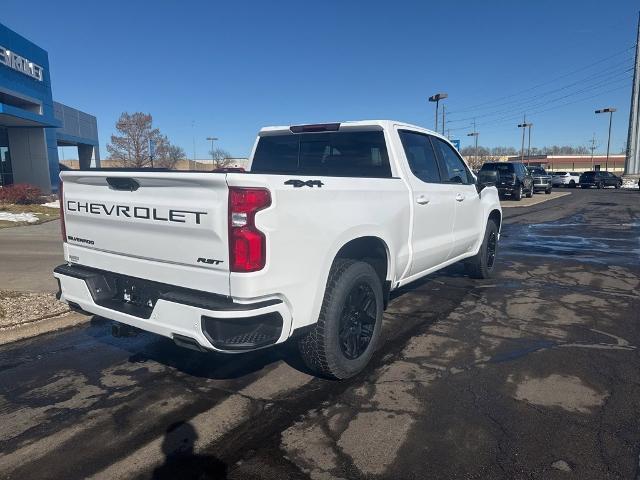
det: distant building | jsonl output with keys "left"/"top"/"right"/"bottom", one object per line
{"left": 0, "top": 23, "right": 99, "bottom": 192}
{"left": 507, "top": 155, "right": 626, "bottom": 173}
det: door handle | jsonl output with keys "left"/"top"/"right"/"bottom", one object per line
{"left": 455, "top": 193, "right": 465, "bottom": 202}
{"left": 416, "top": 195, "right": 430, "bottom": 205}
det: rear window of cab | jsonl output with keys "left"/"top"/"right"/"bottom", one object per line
{"left": 251, "top": 131, "right": 392, "bottom": 178}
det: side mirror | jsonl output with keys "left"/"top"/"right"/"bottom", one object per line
{"left": 476, "top": 170, "right": 498, "bottom": 194}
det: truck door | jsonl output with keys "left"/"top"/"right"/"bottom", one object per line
{"left": 431, "top": 137, "right": 483, "bottom": 258}
{"left": 396, "top": 129, "right": 455, "bottom": 276}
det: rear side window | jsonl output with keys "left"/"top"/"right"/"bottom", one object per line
{"left": 398, "top": 130, "right": 441, "bottom": 183}
{"left": 431, "top": 137, "right": 473, "bottom": 185}
{"left": 251, "top": 131, "right": 392, "bottom": 178}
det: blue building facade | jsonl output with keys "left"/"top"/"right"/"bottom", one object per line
{"left": 0, "top": 23, "right": 99, "bottom": 192}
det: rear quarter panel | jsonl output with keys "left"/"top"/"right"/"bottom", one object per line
{"left": 226, "top": 172, "right": 410, "bottom": 334}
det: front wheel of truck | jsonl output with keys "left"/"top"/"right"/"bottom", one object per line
{"left": 298, "top": 259, "right": 383, "bottom": 380}
{"left": 465, "top": 219, "right": 499, "bottom": 279}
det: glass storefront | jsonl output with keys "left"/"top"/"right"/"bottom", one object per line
{"left": 0, "top": 128, "right": 13, "bottom": 186}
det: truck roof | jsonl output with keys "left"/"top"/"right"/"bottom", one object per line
{"left": 259, "top": 120, "right": 448, "bottom": 141}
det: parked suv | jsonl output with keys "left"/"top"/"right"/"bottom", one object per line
{"left": 579, "top": 171, "right": 622, "bottom": 189}
{"left": 551, "top": 171, "right": 580, "bottom": 188}
{"left": 526, "top": 166, "right": 553, "bottom": 194}
{"left": 479, "top": 162, "right": 533, "bottom": 200}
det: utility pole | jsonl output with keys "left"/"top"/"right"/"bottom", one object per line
{"left": 595, "top": 108, "right": 616, "bottom": 171}
{"left": 442, "top": 105, "right": 446, "bottom": 136}
{"left": 191, "top": 120, "right": 196, "bottom": 170}
{"left": 590, "top": 133, "right": 597, "bottom": 171}
{"left": 467, "top": 120, "right": 479, "bottom": 167}
{"left": 624, "top": 11, "right": 640, "bottom": 177}
{"left": 527, "top": 123, "right": 534, "bottom": 160}
{"left": 206, "top": 136, "right": 218, "bottom": 169}
{"left": 428, "top": 93, "right": 448, "bottom": 132}
{"left": 517, "top": 115, "right": 532, "bottom": 164}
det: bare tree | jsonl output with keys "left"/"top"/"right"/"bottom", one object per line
{"left": 209, "top": 148, "right": 232, "bottom": 170}
{"left": 107, "top": 112, "right": 167, "bottom": 167}
{"left": 155, "top": 144, "right": 186, "bottom": 169}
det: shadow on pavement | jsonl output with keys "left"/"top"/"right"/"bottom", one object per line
{"left": 151, "top": 421, "right": 227, "bottom": 480}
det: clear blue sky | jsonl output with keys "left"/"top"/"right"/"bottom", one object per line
{"left": 2, "top": 0, "right": 638, "bottom": 157}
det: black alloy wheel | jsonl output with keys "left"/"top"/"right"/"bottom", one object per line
{"left": 338, "top": 283, "right": 377, "bottom": 360}
{"left": 486, "top": 229, "right": 498, "bottom": 269}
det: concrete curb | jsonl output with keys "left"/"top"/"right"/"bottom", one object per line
{"left": 0, "top": 311, "right": 90, "bottom": 346}
{"left": 501, "top": 191, "right": 571, "bottom": 208}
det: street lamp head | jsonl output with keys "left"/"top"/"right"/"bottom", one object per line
{"left": 517, "top": 123, "right": 533, "bottom": 128}
{"left": 428, "top": 93, "right": 448, "bottom": 102}
{"left": 467, "top": 132, "right": 479, "bottom": 137}
{"left": 595, "top": 108, "right": 616, "bottom": 114}
{"left": 206, "top": 136, "right": 219, "bottom": 141}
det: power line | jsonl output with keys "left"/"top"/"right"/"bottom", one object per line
{"left": 447, "top": 62, "right": 633, "bottom": 123}
{"left": 449, "top": 45, "right": 636, "bottom": 114}
{"left": 448, "top": 69, "right": 633, "bottom": 127}
{"left": 447, "top": 77, "right": 632, "bottom": 134}
{"left": 469, "top": 82, "right": 632, "bottom": 134}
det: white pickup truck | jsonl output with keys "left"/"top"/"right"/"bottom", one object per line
{"left": 54, "top": 121, "right": 501, "bottom": 379}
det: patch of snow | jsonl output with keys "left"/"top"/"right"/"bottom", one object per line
{"left": 42, "top": 201, "right": 60, "bottom": 208}
{"left": 0, "top": 212, "right": 39, "bottom": 223}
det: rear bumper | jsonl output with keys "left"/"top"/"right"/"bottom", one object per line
{"left": 54, "top": 264, "right": 292, "bottom": 352}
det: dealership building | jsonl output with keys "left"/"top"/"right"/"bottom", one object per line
{"left": 0, "top": 23, "right": 99, "bottom": 193}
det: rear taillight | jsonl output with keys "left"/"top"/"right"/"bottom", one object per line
{"left": 228, "top": 187, "right": 271, "bottom": 272}
{"left": 58, "top": 180, "right": 66, "bottom": 242}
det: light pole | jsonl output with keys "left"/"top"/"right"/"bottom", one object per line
{"left": 527, "top": 123, "right": 534, "bottom": 159}
{"left": 595, "top": 108, "right": 616, "bottom": 171}
{"left": 517, "top": 116, "right": 533, "bottom": 165}
{"left": 428, "top": 93, "right": 448, "bottom": 132}
{"left": 467, "top": 131, "right": 479, "bottom": 167}
{"left": 206, "top": 136, "right": 218, "bottom": 168}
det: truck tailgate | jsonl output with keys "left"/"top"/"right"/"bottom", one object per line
{"left": 60, "top": 170, "right": 230, "bottom": 295}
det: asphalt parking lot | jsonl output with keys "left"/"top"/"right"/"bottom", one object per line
{"left": 0, "top": 188, "right": 639, "bottom": 479}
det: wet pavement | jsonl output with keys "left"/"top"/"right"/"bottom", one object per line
{"left": 0, "top": 189, "right": 639, "bottom": 479}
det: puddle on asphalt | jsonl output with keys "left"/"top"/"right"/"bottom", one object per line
{"left": 500, "top": 214, "right": 640, "bottom": 263}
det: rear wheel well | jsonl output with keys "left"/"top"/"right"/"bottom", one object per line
{"left": 334, "top": 236, "right": 390, "bottom": 307}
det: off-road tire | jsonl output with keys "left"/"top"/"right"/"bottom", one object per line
{"left": 526, "top": 186, "right": 533, "bottom": 198}
{"left": 298, "top": 259, "right": 383, "bottom": 380}
{"left": 465, "top": 219, "right": 499, "bottom": 279}
{"left": 545, "top": 187, "right": 552, "bottom": 194}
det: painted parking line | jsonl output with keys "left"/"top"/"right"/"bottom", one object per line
{"left": 501, "top": 191, "right": 571, "bottom": 208}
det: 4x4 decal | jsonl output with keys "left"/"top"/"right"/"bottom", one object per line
{"left": 284, "top": 179, "right": 324, "bottom": 188}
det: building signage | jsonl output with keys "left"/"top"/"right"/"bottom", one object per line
{"left": 0, "top": 46, "right": 43, "bottom": 82}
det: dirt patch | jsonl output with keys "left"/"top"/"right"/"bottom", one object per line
{"left": 510, "top": 374, "right": 607, "bottom": 413}
{"left": 0, "top": 290, "right": 69, "bottom": 327}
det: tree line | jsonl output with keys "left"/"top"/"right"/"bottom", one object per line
{"left": 106, "top": 112, "right": 232, "bottom": 169}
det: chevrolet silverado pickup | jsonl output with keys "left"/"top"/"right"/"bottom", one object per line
{"left": 54, "top": 121, "right": 502, "bottom": 379}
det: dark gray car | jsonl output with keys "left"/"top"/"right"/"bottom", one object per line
{"left": 526, "top": 166, "right": 553, "bottom": 194}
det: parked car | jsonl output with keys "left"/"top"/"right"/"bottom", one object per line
{"left": 54, "top": 120, "right": 502, "bottom": 379}
{"left": 479, "top": 162, "right": 533, "bottom": 200}
{"left": 579, "top": 171, "right": 622, "bottom": 189}
{"left": 551, "top": 171, "right": 580, "bottom": 188}
{"left": 526, "top": 166, "right": 553, "bottom": 194}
